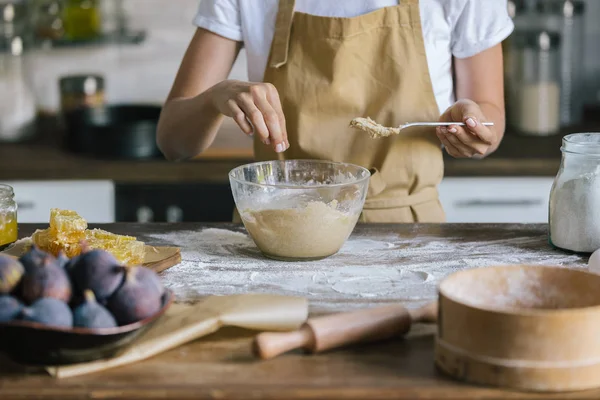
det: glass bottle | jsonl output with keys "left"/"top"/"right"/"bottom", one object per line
{"left": 510, "top": 30, "right": 561, "bottom": 136}
{"left": 0, "top": 184, "right": 17, "bottom": 248}
{"left": 549, "top": 133, "right": 600, "bottom": 253}
{"left": 63, "top": 0, "right": 102, "bottom": 41}
{"left": 536, "top": 0, "right": 586, "bottom": 127}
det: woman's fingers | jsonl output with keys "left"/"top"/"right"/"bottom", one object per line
{"left": 436, "top": 128, "right": 464, "bottom": 158}
{"left": 231, "top": 83, "right": 289, "bottom": 153}
{"left": 236, "top": 92, "right": 271, "bottom": 144}
{"left": 227, "top": 99, "right": 253, "bottom": 136}
{"left": 437, "top": 127, "right": 477, "bottom": 158}
{"left": 252, "top": 86, "right": 287, "bottom": 152}
{"left": 265, "top": 83, "right": 289, "bottom": 149}
{"left": 447, "top": 125, "right": 489, "bottom": 155}
{"left": 462, "top": 115, "right": 494, "bottom": 144}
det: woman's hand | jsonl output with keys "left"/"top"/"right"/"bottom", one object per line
{"left": 436, "top": 99, "right": 498, "bottom": 159}
{"left": 211, "top": 80, "right": 289, "bottom": 153}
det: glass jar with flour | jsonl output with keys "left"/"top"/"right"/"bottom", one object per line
{"left": 509, "top": 30, "right": 561, "bottom": 136}
{"left": 549, "top": 133, "right": 600, "bottom": 253}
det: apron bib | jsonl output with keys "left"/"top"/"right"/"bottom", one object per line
{"left": 237, "top": 0, "right": 445, "bottom": 223}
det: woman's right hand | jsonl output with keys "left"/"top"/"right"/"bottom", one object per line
{"left": 211, "top": 80, "right": 289, "bottom": 153}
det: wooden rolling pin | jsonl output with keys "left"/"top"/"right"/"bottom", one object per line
{"left": 253, "top": 302, "right": 438, "bottom": 360}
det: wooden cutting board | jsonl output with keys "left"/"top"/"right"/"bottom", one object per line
{"left": 141, "top": 245, "right": 182, "bottom": 273}
{"left": 2, "top": 240, "right": 182, "bottom": 275}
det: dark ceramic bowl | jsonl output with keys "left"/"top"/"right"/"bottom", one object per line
{"left": 0, "top": 290, "right": 174, "bottom": 366}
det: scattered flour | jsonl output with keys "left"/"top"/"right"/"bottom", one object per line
{"left": 148, "top": 226, "right": 587, "bottom": 314}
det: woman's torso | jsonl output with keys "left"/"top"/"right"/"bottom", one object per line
{"left": 233, "top": 0, "right": 478, "bottom": 116}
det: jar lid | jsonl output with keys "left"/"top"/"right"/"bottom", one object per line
{"left": 513, "top": 30, "right": 561, "bottom": 50}
{"left": 59, "top": 75, "right": 105, "bottom": 95}
{"left": 536, "top": 0, "right": 585, "bottom": 17}
{"left": 0, "top": 184, "right": 14, "bottom": 200}
{"left": 562, "top": 133, "right": 600, "bottom": 156}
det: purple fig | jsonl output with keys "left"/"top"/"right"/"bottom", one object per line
{"left": 70, "top": 249, "right": 124, "bottom": 301}
{"left": 107, "top": 267, "right": 163, "bottom": 326}
{"left": 132, "top": 265, "right": 164, "bottom": 298}
{"left": 56, "top": 251, "right": 70, "bottom": 270}
{"left": 0, "top": 295, "right": 24, "bottom": 322}
{"left": 19, "top": 244, "right": 56, "bottom": 273}
{"left": 21, "top": 297, "right": 73, "bottom": 328}
{"left": 0, "top": 254, "right": 24, "bottom": 294}
{"left": 21, "top": 256, "right": 72, "bottom": 304}
{"left": 73, "top": 290, "right": 117, "bottom": 329}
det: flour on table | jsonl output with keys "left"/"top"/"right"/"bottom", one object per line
{"left": 147, "top": 226, "right": 586, "bottom": 314}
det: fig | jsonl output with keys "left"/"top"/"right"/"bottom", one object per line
{"left": 56, "top": 251, "right": 70, "bottom": 270}
{"left": 21, "top": 297, "right": 73, "bottom": 328}
{"left": 131, "top": 265, "right": 164, "bottom": 298}
{"left": 0, "top": 295, "right": 24, "bottom": 322}
{"left": 73, "top": 290, "right": 117, "bottom": 329}
{"left": 70, "top": 248, "right": 124, "bottom": 301}
{"left": 108, "top": 267, "right": 163, "bottom": 326}
{"left": 19, "top": 245, "right": 56, "bottom": 273}
{"left": 0, "top": 254, "right": 24, "bottom": 294}
{"left": 21, "top": 256, "right": 72, "bottom": 304}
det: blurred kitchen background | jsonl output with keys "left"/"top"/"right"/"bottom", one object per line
{"left": 0, "top": 0, "right": 599, "bottom": 225}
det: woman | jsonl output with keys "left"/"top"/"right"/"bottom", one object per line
{"left": 157, "top": 0, "right": 514, "bottom": 223}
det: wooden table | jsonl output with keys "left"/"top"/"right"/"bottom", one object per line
{"left": 1, "top": 223, "right": 597, "bottom": 399}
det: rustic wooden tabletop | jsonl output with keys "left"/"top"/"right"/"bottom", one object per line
{"left": 0, "top": 223, "right": 595, "bottom": 399}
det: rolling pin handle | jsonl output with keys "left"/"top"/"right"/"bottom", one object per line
{"left": 307, "top": 305, "right": 411, "bottom": 353}
{"left": 253, "top": 325, "right": 315, "bottom": 360}
{"left": 253, "top": 303, "right": 437, "bottom": 360}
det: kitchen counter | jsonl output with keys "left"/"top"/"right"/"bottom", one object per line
{"left": 0, "top": 222, "right": 594, "bottom": 399}
{"left": 1, "top": 121, "right": 597, "bottom": 184}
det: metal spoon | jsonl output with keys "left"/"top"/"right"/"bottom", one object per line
{"left": 350, "top": 117, "right": 495, "bottom": 139}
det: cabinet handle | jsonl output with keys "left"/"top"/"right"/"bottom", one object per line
{"left": 166, "top": 206, "right": 183, "bottom": 223}
{"left": 16, "top": 201, "right": 35, "bottom": 210}
{"left": 454, "top": 199, "right": 543, "bottom": 208}
{"left": 136, "top": 206, "right": 154, "bottom": 223}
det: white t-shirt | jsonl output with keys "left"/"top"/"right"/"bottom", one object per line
{"left": 193, "top": 0, "right": 514, "bottom": 115}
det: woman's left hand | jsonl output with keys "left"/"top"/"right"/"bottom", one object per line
{"left": 436, "top": 99, "right": 497, "bottom": 158}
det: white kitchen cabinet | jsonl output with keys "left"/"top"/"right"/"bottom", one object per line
{"left": 0, "top": 181, "right": 115, "bottom": 223}
{"left": 438, "top": 177, "right": 556, "bottom": 223}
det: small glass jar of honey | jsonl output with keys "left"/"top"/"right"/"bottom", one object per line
{"left": 0, "top": 184, "right": 18, "bottom": 248}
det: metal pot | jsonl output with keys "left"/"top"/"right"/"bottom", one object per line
{"left": 62, "top": 104, "right": 164, "bottom": 160}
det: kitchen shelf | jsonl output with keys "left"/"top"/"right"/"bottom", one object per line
{"left": 32, "top": 29, "right": 146, "bottom": 49}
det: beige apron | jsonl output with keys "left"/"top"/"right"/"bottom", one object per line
{"left": 236, "top": 0, "right": 445, "bottom": 223}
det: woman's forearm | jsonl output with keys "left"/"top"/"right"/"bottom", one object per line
{"left": 157, "top": 85, "right": 224, "bottom": 162}
{"left": 478, "top": 100, "right": 506, "bottom": 156}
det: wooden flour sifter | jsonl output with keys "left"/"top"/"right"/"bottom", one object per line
{"left": 253, "top": 264, "right": 600, "bottom": 393}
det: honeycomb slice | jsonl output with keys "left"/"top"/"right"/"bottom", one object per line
{"left": 32, "top": 228, "right": 81, "bottom": 258}
{"left": 85, "top": 230, "right": 145, "bottom": 266}
{"left": 84, "top": 228, "right": 137, "bottom": 243}
{"left": 31, "top": 209, "right": 147, "bottom": 266}
{"left": 49, "top": 208, "right": 87, "bottom": 243}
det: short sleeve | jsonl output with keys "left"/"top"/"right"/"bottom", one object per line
{"left": 451, "top": 0, "right": 514, "bottom": 59}
{"left": 193, "top": 0, "right": 243, "bottom": 42}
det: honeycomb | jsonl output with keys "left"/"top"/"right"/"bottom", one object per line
{"left": 85, "top": 229, "right": 145, "bottom": 266}
{"left": 49, "top": 208, "right": 87, "bottom": 238}
{"left": 31, "top": 209, "right": 146, "bottom": 266}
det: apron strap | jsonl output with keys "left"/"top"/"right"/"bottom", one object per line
{"left": 269, "top": 0, "right": 296, "bottom": 68}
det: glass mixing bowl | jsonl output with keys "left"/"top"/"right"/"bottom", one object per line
{"left": 229, "top": 160, "right": 371, "bottom": 261}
